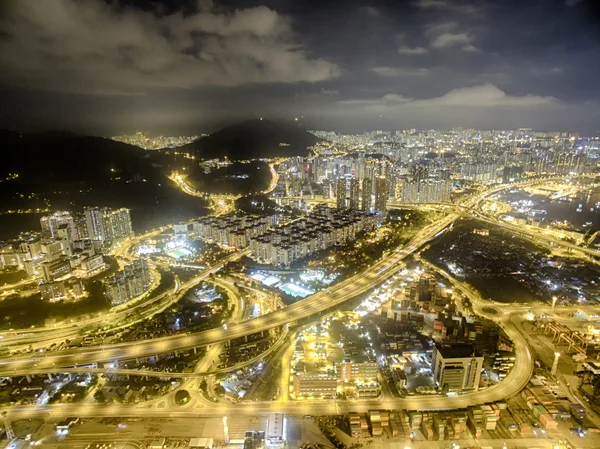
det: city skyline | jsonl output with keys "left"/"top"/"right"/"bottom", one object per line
{"left": 1, "top": 0, "right": 600, "bottom": 135}
{"left": 3, "top": 1, "right": 600, "bottom": 447}
{"left": 3, "top": 126, "right": 600, "bottom": 447}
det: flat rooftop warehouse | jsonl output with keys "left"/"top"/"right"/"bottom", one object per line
{"left": 188, "top": 437, "right": 213, "bottom": 448}
{"left": 267, "top": 413, "right": 284, "bottom": 441}
{"left": 149, "top": 439, "right": 166, "bottom": 449}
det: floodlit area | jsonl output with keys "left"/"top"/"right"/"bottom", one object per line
{"left": 5, "top": 1, "right": 600, "bottom": 447}
{"left": 166, "top": 247, "right": 193, "bottom": 259}
{"left": 279, "top": 282, "right": 314, "bottom": 298}
{"left": 249, "top": 270, "right": 328, "bottom": 299}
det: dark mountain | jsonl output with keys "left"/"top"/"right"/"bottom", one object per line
{"left": 0, "top": 131, "right": 153, "bottom": 184}
{"left": 0, "top": 131, "right": 209, "bottom": 233}
{"left": 180, "top": 119, "right": 322, "bottom": 160}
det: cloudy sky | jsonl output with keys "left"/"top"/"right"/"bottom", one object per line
{"left": 1, "top": 0, "right": 599, "bottom": 135}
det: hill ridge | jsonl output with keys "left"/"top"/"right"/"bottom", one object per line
{"left": 180, "top": 119, "right": 322, "bottom": 160}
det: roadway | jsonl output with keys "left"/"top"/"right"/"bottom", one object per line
{"left": 0, "top": 176, "right": 568, "bottom": 374}
{"left": 0, "top": 228, "right": 164, "bottom": 338}
{"left": 169, "top": 159, "right": 280, "bottom": 202}
{"left": 0, "top": 174, "right": 586, "bottom": 419}
{"left": 0, "top": 250, "right": 245, "bottom": 348}
{"left": 0, "top": 317, "right": 531, "bottom": 417}
{"left": 0, "top": 256, "right": 544, "bottom": 417}
{"left": 0, "top": 213, "right": 458, "bottom": 374}
{"left": 473, "top": 211, "right": 600, "bottom": 260}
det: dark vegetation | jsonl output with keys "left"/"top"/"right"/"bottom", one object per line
{"left": 0, "top": 282, "right": 108, "bottom": 330}
{"left": 180, "top": 119, "right": 322, "bottom": 160}
{"left": 0, "top": 269, "right": 174, "bottom": 330}
{"left": 421, "top": 219, "right": 583, "bottom": 304}
{"left": 235, "top": 194, "right": 279, "bottom": 214}
{"left": 0, "top": 130, "right": 209, "bottom": 234}
{"left": 0, "top": 130, "right": 153, "bottom": 183}
{"left": 114, "top": 282, "right": 227, "bottom": 342}
{"left": 306, "top": 209, "right": 435, "bottom": 278}
{"left": 0, "top": 268, "right": 28, "bottom": 285}
{"left": 186, "top": 160, "right": 270, "bottom": 195}
{"left": 175, "top": 389, "right": 190, "bottom": 405}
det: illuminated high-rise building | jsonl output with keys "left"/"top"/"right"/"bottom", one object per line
{"left": 104, "top": 208, "right": 134, "bottom": 243}
{"left": 56, "top": 224, "right": 73, "bottom": 256}
{"left": 401, "top": 180, "right": 451, "bottom": 203}
{"left": 361, "top": 178, "right": 372, "bottom": 212}
{"left": 374, "top": 176, "right": 387, "bottom": 213}
{"left": 336, "top": 177, "right": 346, "bottom": 210}
{"left": 105, "top": 259, "right": 151, "bottom": 305}
{"left": 85, "top": 207, "right": 106, "bottom": 242}
{"left": 74, "top": 216, "right": 89, "bottom": 240}
{"left": 85, "top": 207, "right": 133, "bottom": 245}
{"left": 349, "top": 177, "right": 360, "bottom": 210}
{"left": 40, "top": 211, "right": 76, "bottom": 241}
{"left": 410, "top": 164, "right": 428, "bottom": 183}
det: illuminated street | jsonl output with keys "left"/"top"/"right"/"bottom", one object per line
{"left": 3, "top": 8, "right": 600, "bottom": 444}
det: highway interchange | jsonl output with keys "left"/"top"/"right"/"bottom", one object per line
{"left": 1, "top": 174, "right": 598, "bottom": 421}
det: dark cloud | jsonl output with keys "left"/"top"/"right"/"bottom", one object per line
{"left": 0, "top": 0, "right": 338, "bottom": 94}
{"left": 372, "top": 66, "right": 429, "bottom": 77}
{"left": 1, "top": 0, "right": 599, "bottom": 134}
{"left": 398, "top": 46, "right": 428, "bottom": 55}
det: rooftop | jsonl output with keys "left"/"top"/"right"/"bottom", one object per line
{"left": 435, "top": 343, "right": 480, "bottom": 359}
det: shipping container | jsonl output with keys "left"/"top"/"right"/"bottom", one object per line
{"left": 519, "top": 423, "right": 531, "bottom": 436}
{"left": 532, "top": 405, "right": 549, "bottom": 420}
{"left": 539, "top": 413, "right": 558, "bottom": 430}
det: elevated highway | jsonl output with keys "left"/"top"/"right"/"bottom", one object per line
{"left": 0, "top": 175, "right": 577, "bottom": 373}
{"left": 0, "top": 306, "right": 531, "bottom": 417}
{"left": 0, "top": 213, "right": 458, "bottom": 374}
{"left": 0, "top": 175, "right": 587, "bottom": 418}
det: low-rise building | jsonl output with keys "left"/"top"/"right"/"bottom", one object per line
{"left": 293, "top": 374, "right": 338, "bottom": 398}
{"left": 266, "top": 414, "right": 284, "bottom": 448}
{"left": 173, "top": 223, "right": 189, "bottom": 235}
{"left": 391, "top": 368, "right": 407, "bottom": 391}
{"left": 432, "top": 343, "right": 483, "bottom": 392}
{"left": 338, "top": 361, "right": 379, "bottom": 382}
{"left": 40, "top": 279, "right": 84, "bottom": 301}
{"left": 41, "top": 256, "right": 72, "bottom": 282}
{"left": 80, "top": 254, "right": 105, "bottom": 274}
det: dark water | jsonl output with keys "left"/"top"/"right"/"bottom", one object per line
{"left": 494, "top": 188, "right": 600, "bottom": 231}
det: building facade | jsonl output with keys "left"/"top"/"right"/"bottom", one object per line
{"left": 105, "top": 259, "right": 151, "bottom": 305}
{"left": 338, "top": 361, "right": 379, "bottom": 383}
{"left": 432, "top": 343, "right": 483, "bottom": 392}
{"left": 293, "top": 374, "right": 338, "bottom": 398}
{"left": 85, "top": 207, "right": 133, "bottom": 245}
{"left": 374, "top": 176, "right": 387, "bottom": 213}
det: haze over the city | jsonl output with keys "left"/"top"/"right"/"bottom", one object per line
{"left": 4, "top": 2, "right": 600, "bottom": 449}
{"left": 1, "top": 0, "right": 600, "bottom": 135}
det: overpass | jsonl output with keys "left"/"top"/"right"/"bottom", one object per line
{"left": 0, "top": 306, "right": 532, "bottom": 417}
{"left": 472, "top": 212, "right": 600, "bottom": 261}
{"left": 0, "top": 213, "right": 458, "bottom": 374}
{"left": 0, "top": 175, "right": 577, "bottom": 374}
{"left": 0, "top": 249, "right": 247, "bottom": 349}
{"left": 0, "top": 175, "right": 583, "bottom": 418}
{"left": 5, "top": 323, "right": 290, "bottom": 379}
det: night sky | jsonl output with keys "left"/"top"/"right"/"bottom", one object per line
{"left": 1, "top": 0, "right": 599, "bottom": 135}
